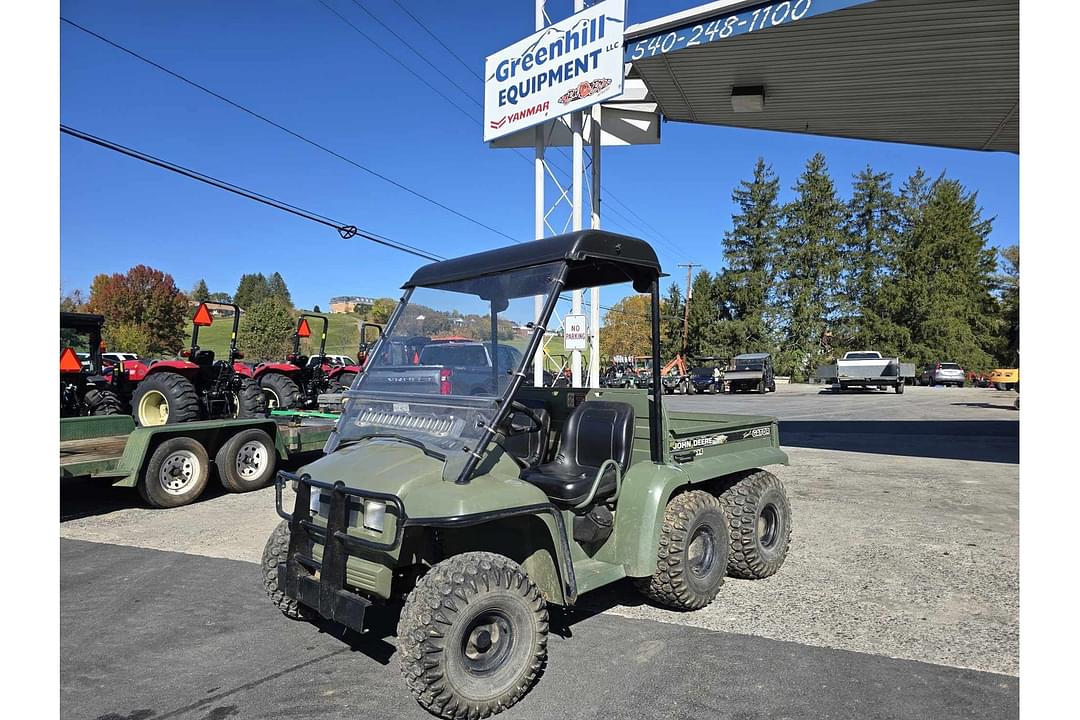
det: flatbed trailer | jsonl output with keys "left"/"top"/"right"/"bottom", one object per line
{"left": 61, "top": 413, "right": 334, "bottom": 508}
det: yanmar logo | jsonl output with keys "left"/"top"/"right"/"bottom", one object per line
{"left": 488, "top": 101, "right": 550, "bottom": 131}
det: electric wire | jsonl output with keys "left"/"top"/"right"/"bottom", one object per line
{"left": 389, "top": 0, "right": 484, "bottom": 82}
{"left": 60, "top": 124, "right": 444, "bottom": 262}
{"left": 60, "top": 15, "right": 519, "bottom": 245}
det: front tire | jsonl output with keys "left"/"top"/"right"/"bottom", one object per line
{"left": 259, "top": 372, "right": 302, "bottom": 410}
{"left": 398, "top": 552, "right": 548, "bottom": 719}
{"left": 216, "top": 428, "right": 277, "bottom": 492}
{"left": 719, "top": 470, "right": 792, "bottom": 579}
{"left": 132, "top": 372, "right": 200, "bottom": 426}
{"left": 85, "top": 387, "right": 122, "bottom": 416}
{"left": 138, "top": 436, "right": 210, "bottom": 508}
{"left": 895, "top": 382, "right": 905, "bottom": 394}
{"left": 233, "top": 377, "right": 267, "bottom": 418}
{"left": 635, "top": 490, "right": 729, "bottom": 610}
{"left": 261, "top": 520, "right": 310, "bottom": 620}
{"left": 335, "top": 371, "right": 358, "bottom": 389}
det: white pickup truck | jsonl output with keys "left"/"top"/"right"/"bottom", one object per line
{"left": 815, "top": 351, "right": 915, "bottom": 393}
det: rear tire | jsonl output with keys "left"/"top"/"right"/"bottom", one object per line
{"left": 261, "top": 520, "right": 311, "bottom": 620}
{"left": 335, "top": 371, "right": 358, "bottom": 389}
{"left": 138, "top": 436, "right": 210, "bottom": 508}
{"left": 259, "top": 372, "right": 302, "bottom": 410}
{"left": 233, "top": 377, "right": 267, "bottom": 418}
{"left": 85, "top": 387, "right": 122, "bottom": 416}
{"left": 132, "top": 372, "right": 200, "bottom": 426}
{"left": 399, "top": 552, "right": 547, "bottom": 719}
{"left": 719, "top": 470, "right": 792, "bottom": 579}
{"left": 636, "top": 490, "right": 729, "bottom": 610}
{"left": 216, "top": 428, "right": 277, "bottom": 492}
{"left": 757, "top": 379, "right": 766, "bottom": 394}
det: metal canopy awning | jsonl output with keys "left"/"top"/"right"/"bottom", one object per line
{"left": 625, "top": 0, "right": 1018, "bottom": 153}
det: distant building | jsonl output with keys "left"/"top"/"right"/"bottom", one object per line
{"left": 329, "top": 296, "right": 376, "bottom": 314}
{"left": 190, "top": 300, "right": 242, "bottom": 317}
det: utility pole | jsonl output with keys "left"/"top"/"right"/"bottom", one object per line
{"left": 677, "top": 263, "right": 700, "bottom": 356}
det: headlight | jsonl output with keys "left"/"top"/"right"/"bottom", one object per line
{"left": 363, "top": 500, "right": 386, "bottom": 532}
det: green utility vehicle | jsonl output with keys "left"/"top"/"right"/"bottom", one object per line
{"left": 61, "top": 413, "right": 334, "bottom": 508}
{"left": 264, "top": 231, "right": 792, "bottom": 718}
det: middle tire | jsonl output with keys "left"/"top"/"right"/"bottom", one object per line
{"left": 259, "top": 372, "right": 302, "bottom": 410}
{"left": 216, "top": 428, "right": 277, "bottom": 493}
{"left": 398, "top": 552, "right": 548, "bottom": 719}
{"left": 718, "top": 470, "right": 792, "bottom": 579}
{"left": 636, "top": 490, "right": 729, "bottom": 610}
{"left": 233, "top": 377, "right": 268, "bottom": 418}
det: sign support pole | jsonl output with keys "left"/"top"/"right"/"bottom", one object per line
{"left": 533, "top": 0, "right": 546, "bottom": 390}
{"left": 571, "top": 0, "right": 585, "bottom": 389}
{"left": 589, "top": 103, "right": 602, "bottom": 388}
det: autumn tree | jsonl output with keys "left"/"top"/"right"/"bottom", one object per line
{"left": 87, "top": 265, "right": 188, "bottom": 355}
{"left": 601, "top": 294, "right": 656, "bottom": 359}
{"left": 369, "top": 298, "right": 397, "bottom": 324}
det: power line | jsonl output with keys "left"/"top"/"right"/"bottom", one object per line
{"left": 59, "top": 15, "right": 519, "bottom": 245}
{"left": 389, "top": 0, "right": 483, "bottom": 82}
{"left": 60, "top": 124, "right": 443, "bottom": 262}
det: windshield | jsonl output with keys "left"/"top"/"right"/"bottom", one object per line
{"left": 734, "top": 359, "right": 764, "bottom": 371}
{"left": 845, "top": 352, "right": 881, "bottom": 360}
{"left": 336, "top": 262, "right": 564, "bottom": 452}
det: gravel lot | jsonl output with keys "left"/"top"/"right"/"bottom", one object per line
{"left": 60, "top": 383, "right": 1019, "bottom": 675}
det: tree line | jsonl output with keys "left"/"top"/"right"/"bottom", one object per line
{"left": 652, "top": 154, "right": 1018, "bottom": 378}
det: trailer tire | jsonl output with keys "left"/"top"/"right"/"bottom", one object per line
{"left": 261, "top": 520, "right": 311, "bottom": 621}
{"left": 138, "top": 436, "right": 211, "bottom": 508}
{"left": 398, "top": 552, "right": 547, "bottom": 719}
{"left": 233, "top": 378, "right": 267, "bottom": 418}
{"left": 259, "top": 372, "right": 302, "bottom": 410}
{"left": 85, "top": 387, "right": 122, "bottom": 416}
{"left": 719, "top": 470, "right": 791, "bottom": 579}
{"left": 216, "top": 428, "right": 277, "bottom": 493}
{"left": 636, "top": 490, "right": 729, "bottom": 610}
{"left": 132, "top": 372, "right": 200, "bottom": 426}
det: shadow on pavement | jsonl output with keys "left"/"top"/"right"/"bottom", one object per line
{"left": 779, "top": 420, "right": 1018, "bottom": 464}
{"left": 950, "top": 402, "right": 1019, "bottom": 411}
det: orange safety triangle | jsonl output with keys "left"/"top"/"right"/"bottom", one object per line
{"left": 297, "top": 318, "right": 312, "bottom": 338}
{"left": 60, "top": 347, "right": 83, "bottom": 372}
{"left": 192, "top": 303, "right": 214, "bottom": 327}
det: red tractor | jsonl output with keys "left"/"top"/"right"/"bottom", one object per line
{"left": 253, "top": 314, "right": 367, "bottom": 409}
{"left": 124, "top": 302, "right": 265, "bottom": 426}
{"left": 60, "top": 311, "right": 123, "bottom": 417}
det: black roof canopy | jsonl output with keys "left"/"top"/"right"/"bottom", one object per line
{"left": 404, "top": 230, "right": 662, "bottom": 295}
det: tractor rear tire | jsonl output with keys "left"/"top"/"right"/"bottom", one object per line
{"left": 259, "top": 373, "right": 302, "bottom": 410}
{"left": 132, "top": 372, "right": 200, "bottom": 426}
{"left": 635, "top": 490, "right": 729, "bottom": 610}
{"left": 138, "top": 436, "right": 210, "bottom": 508}
{"left": 399, "top": 552, "right": 548, "bottom": 719}
{"left": 234, "top": 378, "right": 268, "bottom": 418}
{"left": 85, "top": 387, "right": 122, "bottom": 416}
{"left": 216, "top": 428, "right": 277, "bottom": 493}
{"left": 335, "top": 371, "right": 358, "bottom": 389}
{"left": 261, "top": 520, "right": 311, "bottom": 621}
{"left": 718, "top": 470, "right": 792, "bottom": 580}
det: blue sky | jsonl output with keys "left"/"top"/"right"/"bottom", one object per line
{"left": 60, "top": 0, "right": 1019, "bottom": 313}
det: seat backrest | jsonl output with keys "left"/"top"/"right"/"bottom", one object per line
{"left": 561, "top": 400, "right": 635, "bottom": 473}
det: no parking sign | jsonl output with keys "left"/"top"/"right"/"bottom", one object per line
{"left": 563, "top": 314, "right": 588, "bottom": 351}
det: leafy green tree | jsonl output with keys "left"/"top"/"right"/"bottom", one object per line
{"left": 369, "top": 298, "right": 397, "bottom": 324}
{"left": 715, "top": 157, "right": 783, "bottom": 358}
{"left": 775, "top": 153, "right": 846, "bottom": 378}
{"left": 238, "top": 297, "right": 295, "bottom": 363}
{"left": 208, "top": 291, "right": 232, "bottom": 303}
{"left": 87, "top": 265, "right": 189, "bottom": 355}
{"left": 313, "top": 304, "right": 321, "bottom": 313}
{"left": 234, "top": 273, "right": 270, "bottom": 310}
{"left": 191, "top": 279, "right": 210, "bottom": 304}
{"left": 268, "top": 272, "right": 293, "bottom": 308}
{"left": 60, "top": 288, "right": 85, "bottom": 312}
{"left": 996, "top": 245, "right": 1019, "bottom": 366}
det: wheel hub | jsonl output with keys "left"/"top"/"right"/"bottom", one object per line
{"left": 159, "top": 450, "right": 198, "bottom": 494}
{"left": 235, "top": 441, "right": 267, "bottom": 478}
{"left": 461, "top": 611, "right": 513, "bottom": 674}
{"left": 687, "top": 525, "right": 717, "bottom": 578}
{"left": 757, "top": 503, "right": 780, "bottom": 548}
{"left": 138, "top": 390, "right": 169, "bottom": 426}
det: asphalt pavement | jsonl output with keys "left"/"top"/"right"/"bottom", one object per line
{"left": 61, "top": 539, "right": 1018, "bottom": 720}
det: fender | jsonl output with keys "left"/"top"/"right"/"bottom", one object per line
{"left": 327, "top": 364, "right": 361, "bottom": 380}
{"left": 232, "top": 362, "right": 255, "bottom": 378}
{"left": 253, "top": 362, "right": 301, "bottom": 379}
{"left": 140, "top": 360, "right": 201, "bottom": 382}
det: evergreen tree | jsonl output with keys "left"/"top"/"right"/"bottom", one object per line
{"left": 888, "top": 175, "right": 1000, "bottom": 370}
{"left": 683, "top": 270, "right": 725, "bottom": 358}
{"left": 191, "top": 279, "right": 210, "bottom": 304}
{"left": 840, "top": 166, "right": 900, "bottom": 349}
{"left": 268, "top": 272, "right": 293, "bottom": 308}
{"left": 996, "top": 245, "right": 1019, "bottom": 366}
{"left": 234, "top": 273, "right": 270, "bottom": 310}
{"left": 775, "top": 153, "right": 846, "bottom": 378}
{"left": 660, "top": 282, "right": 684, "bottom": 360}
{"left": 716, "top": 158, "right": 783, "bottom": 358}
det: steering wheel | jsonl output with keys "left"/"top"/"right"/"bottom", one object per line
{"left": 507, "top": 400, "right": 545, "bottom": 434}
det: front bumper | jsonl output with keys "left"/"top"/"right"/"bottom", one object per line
{"left": 275, "top": 470, "right": 406, "bottom": 631}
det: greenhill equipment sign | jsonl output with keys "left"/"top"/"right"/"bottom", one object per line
{"left": 484, "top": 0, "right": 625, "bottom": 143}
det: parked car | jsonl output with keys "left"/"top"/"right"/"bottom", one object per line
{"left": 306, "top": 354, "right": 355, "bottom": 368}
{"left": 921, "top": 361, "right": 965, "bottom": 387}
{"left": 815, "top": 350, "right": 915, "bottom": 393}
